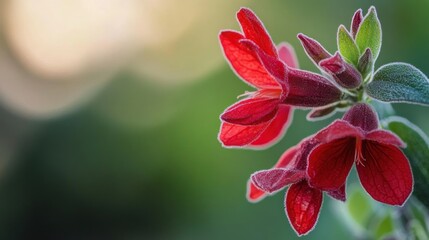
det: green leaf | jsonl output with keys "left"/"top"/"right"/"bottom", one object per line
{"left": 372, "top": 213, "right": 395, "bottom": 240}
{"left": 347, "top": 186, "right": 373, "bottom": 228}
{"left": 337, "top": 25, "right": 360, "bottom": 65}
{"left": 355, "top": 6, "right": 382, "bottom": 61}
{"left": 385, "top": 117, "right": 429, "bottom": 208}
{"left": 410, "top": 220, "right": 429, "bottom": 240}
{"left": 366, "top": 63, "right": 429, "bottom": 106}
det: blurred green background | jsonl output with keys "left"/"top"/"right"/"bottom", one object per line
{"left": 0, "top": 0, "right": 428, "bottom": 239}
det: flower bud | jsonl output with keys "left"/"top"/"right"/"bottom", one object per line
{"left": 351, "top": 9, "right": 363, "bottom": 38}
{"left": 319, "top": 52, "right": 362, "bottom": 89}
{"left": 297, "top": 33, "right": 331, "bottom": 64}
{"left": 358, "top": 48, "right": 373, "bottom": 80}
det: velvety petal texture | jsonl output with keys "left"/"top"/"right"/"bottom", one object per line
{"left": 308, "top": 138, "right": 356, "bottom": 190}
{"left": 246, "top": 145, "right": 299, "bottom": 202}
{"left": 307, "top": 104, "right": 413, "bottom": 206}
{"left": 240, "top": 39, "right": 289, "bottom": 93}
{"left": 297, "top": 33, "right": 331, "bottom": 64}
{"left": 278, "top": 43, "right": 299, "bottom": 68}
{"left": 357, "top": 141, "right": 413, "bottom": 206}
{"left": 342, "top": 103, "right": 378, "bottom": 132}
{"left": 219, "top": 122, "right": 268, "bottom": 147}
{"left": 221, "top": 98, "right": 280, "bottom": 125}
{"left": 284, "top": 69, "right": 342, "bottom": 107}
{"left": 319, "top": 52, "right": 362, "bottom": 89}
{"left": 286, "top": 181, "right": 323, "bottom": 236}
{"left": 219, "top": 31, "right": 279, "bottom": 89}
{"left": 252, "top": 169, "right": 305, "bottom": 193}
{"left": 327, "top": 185, "right": 346, "bottom": 202}
{"left": 237, "top": 8, "right": 277, "bottom": 57}
{"left": 250, "top": 106, "right": 293, "bottom": 148}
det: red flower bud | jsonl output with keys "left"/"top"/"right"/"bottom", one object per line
{"left": 297, "top": 33, "right": 331, "bottom": 64}
{"left": 319, "top": 52, "right": 362, "bottom": 89}
{"left": 351, "top": 9, "right": 363, "bottom": 39}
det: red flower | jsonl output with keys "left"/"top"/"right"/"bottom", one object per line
{"left": 218, "top": 8, "right": 341, "bottom": 149}
{"left": 248, "top": 137, "right": 345, "bottom": 236}
{"left": 307, "top": 103, "right": 413, "bottom": 206}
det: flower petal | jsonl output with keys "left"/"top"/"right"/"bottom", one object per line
{"left": 343, "top": 103, "right": 379, "bottom": 132}
{"left": 246, "top": 179, "right": 267, "bottom": 203}
{"left": 357, "top": 141, "right": 413, "bottom": 206}
{"left": 277, "top": 43, "right": 299, "bottom": 68}
{"left": 284, "top": 68, "right": 342, "bottom": 107}
{"left": 275, "top": 144, "right": 300, "bottom": 169}
{"left": 250, "top": 105, "right": 293, "bottom": 148}
{"left": 240, "top": 39, "right": 289, "bottom": 93}
{"left": 246, "top": 144, "right": 299, "bottom": 203}
{"left": 307, "top": 138, "right": 356, "bottom": 190}
{"left": 251, "top": 169, "right": 305, "bottom": 193}
{"left": 218, "top": 122, "right": 269, "bottom": 148}
{"left": 293, "top": 137, "right": 321, "bottom": 171}
{"left": 314, "top": 120, "right": 364, "bottom": 143}
{"left": 286, "top": 181, "right": 323, "bottom": 236}
{"left": 221, "top": 97, "right": 279, "bottom": 125}
{"left": 327, "top": 184, "right": 346, "bottom": 202}
{"left": 236, "top": 8, "right": 277, "bottom": 57}
{"left": 219, "top": 31, "right": 279, "bottom": 89}
{"left": 366, "top": 130, "right": 406, "bottom": 148}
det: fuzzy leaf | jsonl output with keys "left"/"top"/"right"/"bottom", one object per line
{"left": 366, "top": 63, "right": 429, "bottom": 105}
{"left": 338, "top": 25, "right": 360, "bottom": 66}
{"left": 385, "top": 117, "right": 429, "bottom": 208}
{"left": 355, "top": 7, "right": 382, "bottom": 61}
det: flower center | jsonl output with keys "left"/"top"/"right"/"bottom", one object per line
{"left": 354, "top": 138, "right": 366, "bottom": 166}
{"left": 253, "top": 89, "right": 282, "bottom": 99}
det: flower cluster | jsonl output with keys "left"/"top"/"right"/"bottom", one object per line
{"left": 217, "top": 7, "right": 425, "bottom": 236}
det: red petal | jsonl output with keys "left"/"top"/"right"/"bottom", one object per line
{"left": 274, "top": 144, "right": 300, "bottom": 169}
{"left": 221, "top": 98, "right": 279, "bottom": 125}
{"left": 218, "top": 122, "right": 269, "bottom": 148}
{"left": 286, "top": 181, "right": 323, "bottom": 236}
{"left": 342, "top": 103, "right": 379, "bottom": 132}
{"left": 314, "top": 120, "right": 364, "bottom": 143}
{"left": 246, "top": 179, "right": 267, "bottom": 203}
{"left": 293, "top": 137, "right": 321, "bottom": 171}
{"left": 251, "top": 169, "right": 305, "bottom": 193}
{"left": 219, "top": 31, "right": 279, "bottom": 89}
{"left": 357, "top": 141, "right": 413, "bottom": 206}
{"left": 240, "top": 40, "right": 289, "bottom": 94}
{"left": 250, "top": 105, "right": 293, "bottom": 148}
{"left": 327, "top": 184, "right": 346, "bottom": 202}
{"left": 307, "top": 138, "right": 356, "bottom": 190}
{"left": 277, "top": 43, "right": 299, "bottom": 68}
{"left": 246, "top": 144, "right": 299, "bottom": 203}
{"left": 236, "top": 8, "right": 277, "bottom": 57}
{"left": 284, "top": 68, "right": 342, "bottom": 107}
{"left": 366, "top": 130, "right": 406, "bottom": 148}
